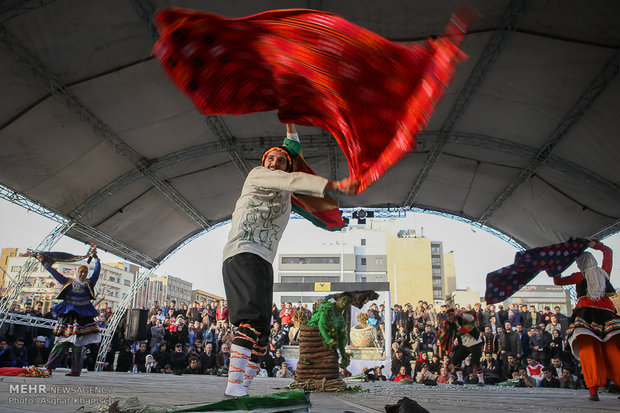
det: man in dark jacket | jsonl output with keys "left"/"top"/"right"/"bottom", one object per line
{"left": 498, "top": 321, "right": 521, "bottom": 365}
{"left": 390, "top": 348, "right": 411, "bottom": 380}
{"left": 27, "top": 336, "right": 50, "bottom": 367}
{"left": 529, "top": 325, "right": 552, "bottom": 366}
{"left": 0, "top": 337, "right": 28, "bottom": 367}
{"left": 170, "top": 342, "right": 188, "bottom": 374}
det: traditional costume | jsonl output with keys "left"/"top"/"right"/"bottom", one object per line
{"left": 221, "top": 131, "right": 331, "bottom": 397}
{"left": 40, "top": 250, "right": 101, "bottom": 376}
{"left": 551, "top": 241, "right": 620, "bottom": 401}
{"left": 439, "top": 309, "right": 485, "bottom": 385}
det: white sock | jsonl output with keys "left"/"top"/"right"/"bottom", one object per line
{"left": 225, "top": 344, "right": 251, "bottom": 397}
{"left": 456, "top": 370, "right": 463, "bottom": 382}
{"left": 477, "top": 372, "right": 485, "bottom": 384}
{"left": 243, "top": 360, "right": 260, "bottom": 390}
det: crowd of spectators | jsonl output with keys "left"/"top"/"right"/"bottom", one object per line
{"left": 0, "top": 298, "right": 609, "bottom": 393}
{"left": 385, "top": 301, "right": 586, "bottom": 389}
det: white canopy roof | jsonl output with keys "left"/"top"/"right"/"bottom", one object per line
{"left": 0, "top": 0, "right": 618, "bottom": 267}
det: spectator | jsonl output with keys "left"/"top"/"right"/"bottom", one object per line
{"left": 391, "top": 349, "right": 411, "bottom": 380}
{"left": 482, "top": 326, "right": 498, "bottom": 355}
{"left": 415, "top": 365, "right": 434, "bottom": 383}
{"left": 515, "top": 367, "right": 537, "bottom": 387}
{"left": 271, "top": 349, "right": 286, "bottom": 377}
{"left": 428, "top": 354, "right": 442, "bottom": 375}
{"left": 184, "top": 356, "right": 202, "bottom": 374}
{"left": 540, "top": 367, "right": 560, "bottom": 388}
{"left": 275, "top": 361, "right": 293, "bottom": 378}
{"left": 408, "top": 326, "right": 421, "bottom": 358}
{"left": 435, "top": 366, "right": 455, "bottom": 384}
{"left": 545, "top": 315, "right": 562, "bottom": 336}
{"left": 364, "top": 365, "right": 387, "bottom": 381}
{"left": 150, "top": 320, "right": 165, "bottom": 354}
{"left": 260, "top": 350, "right": 275, "bottom": 377}
{"left": 187, "top": 302, "right": 201, "bottom": 324}
{"left": 279, "top": 302, "right": 293, "bottom": 326}
{"left": 496, "top": 305, "right": 508, "bottom": 326}
{"left": 498, "top": 321, "right": 521, "bottom": 365}
{"left": 28, "top": 336, "right": 50, "bottom": 367}
{"left": 394, "top": 325, "right": 409, "bottom": 350}
{"left": 420, "top": 325, "right": 437, "bottom": 355}
{"left": 0, "top": 337, "right": 28, "bottom": 367}
{"left": 134, "top": 342, "right": 149, "bottom": 373}
{"left": 541, "top": 306, "right": 553, "bottom": 325}
{"left": 215, "top": 300, "right": 228, "bottom": 328}
{"left": 559, "top": 368, "right": 579, "bottom": 389}
{"left": 503, "top": 353, "right": 522, "bottom": 380}
{"left": 393, "top": 365, "right": 411, "bottom": 382}
{"left": 515, "top": 324, "right": 529, "bottom": 360}
{"left": 116, "top": 344, "right": 133, "bottom": 372}
{"left": 480, "top": 352, "right": 503, "bottom": 384}
{"left": 525, "top": 356, "right": 544, "bottom": 386}
{"left": 413, "top": 351, "right": 430, "bottom": 377}
{"left": 145, "top": 354, "right": 161, "bottom": 373}
{"left": 529, "top": 326, "right": 551, "bottom": 366}
{"left": 215, "top": 343, "right": 230, "bottom": 375}
{"left": 170, "top": 343, "right": 188, "bottom": 375}
{"left": 152, "top": 342, "right": 170, "bottom": 367}
{"left": 201, "top": 343, "right": 217, "bottom": 375}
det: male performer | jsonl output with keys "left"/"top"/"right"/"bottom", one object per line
{"left": 222, "top": 124, "right": 357, "bottom": 397}
{"left": 440, "top": 308, "right": 485, "bottom": 385}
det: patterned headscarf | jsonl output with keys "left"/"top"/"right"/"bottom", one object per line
{"left": 576, "top": 252, "right": 608, "bottom": 300}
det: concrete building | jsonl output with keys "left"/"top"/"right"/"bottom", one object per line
{"left": 1, "top": 248, "right": 137, "bottom": 312}
{"left": 274, "top": 220, "right": 457, "bottom": 307}
{"left": 276, "top": 225, "right": 387, "bottom": 305}
{"left": 134, "top": 274, "right": 193, "bottom": 309}
{"left": 448, "top": 288, "right": 483, "bottom": 308}
{"left": 499, "top": 285, "right": 571, "bottom": 314}
{"left": 192, "top": 289, "right": 224, "bottom": 306}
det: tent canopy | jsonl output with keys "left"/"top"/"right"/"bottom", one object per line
{"left": 0, "top": 0, "right": 618, "bottom": 268}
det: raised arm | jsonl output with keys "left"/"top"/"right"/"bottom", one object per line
{"left": 40, "top": 258, "right": 69, "bottom": 285}
{"left": 592, "top": 240, "right": 612, "bottom": 275}
{"left": 89, "top": 258, "right": 101, "bottom": 286}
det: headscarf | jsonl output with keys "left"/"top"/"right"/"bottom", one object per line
{"left": 576, "top": 252, "right": 608, "bottom": 300}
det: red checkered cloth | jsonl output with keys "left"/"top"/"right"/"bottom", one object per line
{"left": 485, "top": 238, "right": 590, "bottom": 304}
{"left": 153, "top": 7, "right": 472, "bottom": 197}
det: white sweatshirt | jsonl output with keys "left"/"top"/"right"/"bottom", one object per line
{"left": 222, "top": 166, "right": 328, "bottom": 264}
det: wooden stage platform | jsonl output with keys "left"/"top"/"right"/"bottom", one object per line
{"left": 1, "top": 371, "right": 618, "bottom": 412}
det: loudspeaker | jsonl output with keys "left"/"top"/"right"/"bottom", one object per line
{"left": 126, "top": 308, "right": 149, "bottom": 341}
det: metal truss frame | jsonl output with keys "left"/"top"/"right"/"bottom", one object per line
{"left": 403, "top": 0, "right": 527, "bottom": 207}
{"left": 478, "top": 48, "right": 620, "bottom": 224}
{"left": 0, "top": 24, "right": 211, "bottom": 232}
{"left": 0, "top": 221, "right": 73, "bottom": 331}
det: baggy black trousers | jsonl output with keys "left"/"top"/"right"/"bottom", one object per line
{"left": 223, "top": 252, "right": 273, "bottom": 346}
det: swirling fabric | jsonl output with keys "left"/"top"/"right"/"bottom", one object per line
{"left": 153, "top": 7, "right": 470, "bottom": 194}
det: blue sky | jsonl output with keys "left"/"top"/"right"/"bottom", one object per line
{"left": 1, "top": 198, "right": 618, "bottom": 299}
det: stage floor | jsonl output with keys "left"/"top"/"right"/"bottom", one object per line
{"left": 0, "top": 371, "right": 618, "bottom": 412}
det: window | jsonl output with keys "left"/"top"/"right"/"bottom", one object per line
{"left": 431, "top": 257, "right": 441, "bottom": 263}
{"left": 10, "top": 266, "right": 21, "bottom": 272}
{"left": 432, "top": 279, "right": 442, "bottom": 286}
{"left": 432, "top": 268, "right": 441, "bottom": 274}
{"left": 431, "top": 247, "right": 440, "bottom": 253}
{"left": 360, "top": 257, "right": 366, "bottom": 265}
{"left": 356, "top": 275, "right": 367, "bottom": 282}
{"left": 109, "top": 276, "right": 115, "bottom": 283}
{"left": 361, "top": 238, "right": 366, "bottom": 246}
{"left": 375, "top": 257, "right": 384, "bottom": 265}
{"left": 124, "top": 280, "right": 131, "bottom": 286}
{"left": 433, "top": 290, "right": 443, "bottom": 297}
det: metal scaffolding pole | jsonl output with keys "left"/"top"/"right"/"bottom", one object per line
{"left": 0, "top": 221, "right": 73, "bottom": 331}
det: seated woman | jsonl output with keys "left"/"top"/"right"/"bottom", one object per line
{"left": 413, "top": 351, "right": 430, "bottom": 377}
{"left": 393, "top": 365, "right": 411, "bottom": 382}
